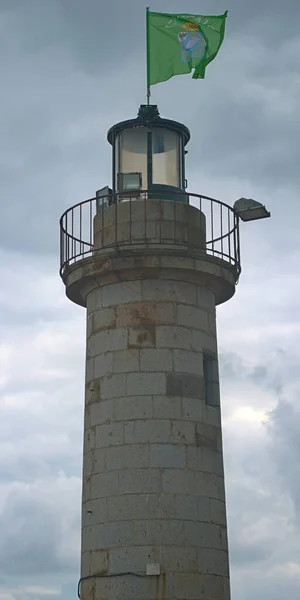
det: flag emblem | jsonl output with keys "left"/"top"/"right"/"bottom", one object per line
{"left": 178, "top": 22, "right": 207, "bottom": 63}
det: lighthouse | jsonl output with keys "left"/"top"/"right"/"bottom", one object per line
{"left": 60, "top": 104, "right": 269, "bottom": 600}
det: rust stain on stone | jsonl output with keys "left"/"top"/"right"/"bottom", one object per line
{"left": 117, "top": 301, "right": 175, "bottom": 328}
{"left": 128, "top": 324, "right": 156, "bottom": 348}
{"left": 91, "top": 310, "right": 116, "bottom": 334}
{"left": 196, "top": 423, "right": 219, "bottom": 449}
{"left": 82, "top": 580, "right": 95, "bottom": 600}
{"left": 137, "top": 331, "right": 148, "bottom": 344}
{"left": 117, "top": 302, "right": 155, "bottom": 327}
{"left": 86, "top": 379, "right": 101, "bottom": 405}
{"left": 90, "top": 582, "right": 95, "bottom": 600}
{"left": 155, "top": 570, "right": 167, "bottom": 600}
{"left": 161, "top": 571, "right": 167, "bottom": 599}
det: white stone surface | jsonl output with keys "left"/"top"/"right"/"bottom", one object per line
{"left": 74, "top": 216, "right": 232, "bottom": 599}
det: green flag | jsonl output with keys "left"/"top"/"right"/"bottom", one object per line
{"left": 147, "top": 10, "right": 228, "bottom": 86}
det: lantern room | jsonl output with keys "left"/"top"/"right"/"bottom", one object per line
{"left": 107, "top": 104, "right": 190, "bottom": 202}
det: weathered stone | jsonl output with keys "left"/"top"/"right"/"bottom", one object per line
{"left": 95, "top": 422, "right": 123, "bottom": 448}
{"left": 191, "top": 329, "right": 217, "bottom": 353}
{"left": 118, "top": 468, "right": 162, "bottom": 494}
{"left": 196, "top": 423, "right": 221, "bottom": 450}
{"left": 127, "top": 372, "right": 166, "bottom": 396}
{"left": 177, "top": 304, "right": 209, "bottom": 330}
{"left": 90, "top": 400, "right": 114, "bottom": 426}
{"left": 105, "top": 328, "right": 127, "bottom": 352}
{"left": 127, "top": 324, "right": 156, "bottom": 348}
{"left": 85, "top": 378, "right": 101, "bottom": 405}
{"left": 109, "top": 546, "right": 156, "bottom": 573}
{"left": 85, "top": 358, "right": 95, "bottom": 383}
{"left": 156, "top": 325, "right": 191, "bottom": 349}
{"left": 210, "top": 499, "right": 227, "bottom": 526}
{"left": 156, "top": 545, "right": 198, "bottom": 572}
{"left": 116, "top": 301, "right": 176, "bottom": 327}
{"left": 94, "top": 352, "right": 113, "bottom": 379}
{"left": 107, "top": 494, "right": 176, "bottom": 522}
{"left": 89, "top": 548, "right": 109, "bottom": 575}
{"left": 90, "top": 471, "right": 119, "bottom": 500}
{"left": 124, "top": 419, "right": 171, "bottom": 444}
{"left": 83, "top": 448, "right": 106, "bottom": 476}
{"left": 140, "top": 348, "right": 172, "bottom": 371}
{"left": 170, "top": 419, "right": 196, "bottom": 445}
{"left": 173, "top": 349, "right": 202, "bottom": 375}
{"left": 182, "top": 397, "right": 204, "bottom": 421}
{"left": 150, "top": 444, "right": 186, "bottom": 468}
{"left": 142, "top": 279, "right": 197, "bottom": 305}
{"left": 197, "top": 286, "right": 216, "bottom": 311}
{"left": 166, "top": 373, "right": 204, "bottom": 399}
{"left": 153, "top": 396, "right": 182, "bottom": 420}
{"left": 82, "top": 498, "right": 107, "bottom": 527}
{"left": 185, "top": 522, "right": 222, "bottom": 549}
{"left": 106, "top": 444, "right": 149, "bottom": 471}
{"left": 90, "top": 307, "right": 116, "bottom": 334}
{"left": 100, "top": 374, "right": 127, "bottom": 400}
{"left": 114, "top": 396, "right": 153, "bottom": 421}
{"left": 113, "top": 349, "right": 139, "bottom": 373}
{"left": 75, "top": 208, "right": 232, "bottom": 599}
{"left": 82, "top": 521, "right": 133, "bottom": 551}
{"left": 102, "top": 281, "right": 142, "bottom": 306}
{"left": 198, "top": 548, "right": 229, "bottom": 577}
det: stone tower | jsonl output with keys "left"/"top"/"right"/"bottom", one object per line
{"left": 60, "top": 104, "right": 245, "bottom": 600}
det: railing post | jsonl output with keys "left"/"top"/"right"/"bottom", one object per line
{"left": 211, "top": 200, "right": 214, "bottom": 256}
{"left": 227, "top": 209, "right": 231, "bottom": 264}
{"left": 236, "top": 214, "right": 241, "bottom": 270}
{"left": 220, "top": 204, "right": 223, "bottom": 259}
{"left": 233, "top": 212, "right": 237, "bottom": 268}
{"left": 89, "top": 200, "right": 92, "bottom": 249}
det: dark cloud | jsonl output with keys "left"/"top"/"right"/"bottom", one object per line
{"left": 1, "top": 1, "right": 300, "bottom": 599}
{"left": 267, "top": 400, "right": 300, "bottom": 519}
{"left": 0, "top": 0, "right": 299, "bottom": 256}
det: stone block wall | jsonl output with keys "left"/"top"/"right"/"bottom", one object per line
{"left": 93, "top": 199, "right": 206, "bottom": 250}
{"left": 80, "top": 277, "right": 230, "bottom": 600}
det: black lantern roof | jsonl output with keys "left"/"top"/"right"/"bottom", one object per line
{"left": 107, "top": 104, "right": 191, "bottom": 146}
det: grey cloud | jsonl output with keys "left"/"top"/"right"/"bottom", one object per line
{"left": 232, "top": 570, "right": 300, "bottom": 600}
{"left": 266, "top": 400, "right": 300, "bottom": 519}
{"left": 0, "top": 477, "right": 80, "bottom": 577}
{"left": 219, "top": 349, "right": 300, "bottom": 581}
{"left": 0, "top": 0, "right": 299, "bottom": 257}
{"left": 0, "top": 496, "right": 62, "bottom": 576}
{"left": 220, "top": 347, "right": 300, "bottom": 399}
{"left": 34, "top": 0, "right": 300, "bottom": 65}
{"left": 231, "top": 540, "right": 273, "bottom": 565}
{"left": 0, "top": 264, "right": 84, "bottom": 488}
{"left": 223, "top": 401, "right": 300, "bottom": 599}
{"left": 219, "top": 350, "right": 245, "bottom": 379}
{"left": 248, "top": 365, "right": 268, "bottom": 385}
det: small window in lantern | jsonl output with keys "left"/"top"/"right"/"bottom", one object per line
{"left": 118, "top": 172, "right": 142, "bottom": 193}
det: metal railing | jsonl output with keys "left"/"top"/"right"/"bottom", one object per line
{"left": 59, "top": 189, "right": 241, "bottom": 278}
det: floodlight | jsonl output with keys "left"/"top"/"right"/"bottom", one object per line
{"left": 233, "top": 198, "right": 270, "bottom": 222}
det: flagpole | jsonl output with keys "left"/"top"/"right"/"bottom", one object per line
{"left": 146, "top": 6, "right": 151, "bottom": 105}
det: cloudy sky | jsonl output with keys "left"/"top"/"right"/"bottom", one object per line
{"left": 0, "top": 0, "right": 299, "bottom": 599}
